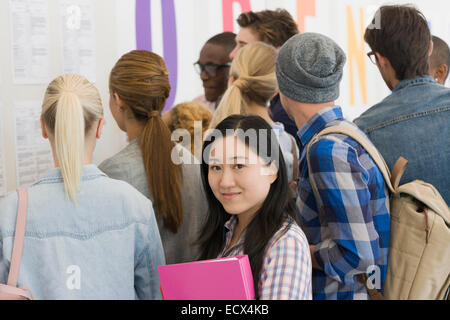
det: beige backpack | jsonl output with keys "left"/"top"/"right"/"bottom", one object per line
{"left": 306, "top": 125, "right": 450, "bottom": 300}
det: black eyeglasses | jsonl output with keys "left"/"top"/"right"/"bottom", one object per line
{"left": 367, "top": 51, "right": 378, "bottom": 65}
{"left": 194, "top": 62, "right": 231, "bottom": 77}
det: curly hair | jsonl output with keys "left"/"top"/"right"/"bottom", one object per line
{"left": 168, "top": 102, "right": 212, "bottom": 160}
{"left": 237, "top": 9, "right": 299, "bottom": 47}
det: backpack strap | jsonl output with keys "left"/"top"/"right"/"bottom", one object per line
{"left": 391, "top": 157, "right": 408, "bottom": 190}
{"left": 307, "top": 125, "right": 408, "bottom": 194}
{"left": 7, "top": 189, "right": 29, "bottom": 287}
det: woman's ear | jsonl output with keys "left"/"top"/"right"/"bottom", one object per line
{"left": 228, "top": 75, "right": 236, "bottom": 88}
{"left": 113, "top": 92, "right": 127, "bottom": 113}
{"left": 429, "top": 39, "right": 434, "bottom": 57}
{"left": 96, "top": 118, "right": 105, "bottom": 139}
{"left": 260, "top": 161, "right": 278, "bottom": 184}
{"left": 113, "top": 92, "right": 120, "bottom": 104}
{"left": 40, "top": 118, "right": 48, "bottom": 139}
{"left": 267, "top": 161, "right": 279, "bottom": 184}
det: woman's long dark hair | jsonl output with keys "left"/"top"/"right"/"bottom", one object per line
{"left": 198, "top": 114, "right": 298, "bottom": 299}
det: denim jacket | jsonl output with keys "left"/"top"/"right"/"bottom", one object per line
{"left": 0, "top": 165, "right": 166, "bottom": 300}
{"left": 99, "top": 141, "right": 208, "bottom": 265}
{"left": 354, "top": 76, "right": 450, "bottom": 203}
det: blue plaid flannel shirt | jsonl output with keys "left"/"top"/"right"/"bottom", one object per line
{"left": 296, "top": 106, "right": 390, "bottom": 300}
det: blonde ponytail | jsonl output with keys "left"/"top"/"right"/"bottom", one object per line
{"left": 42, "top": 74, "right": 103, "bottom": 204}
{"left": 209, "top": 41, "right": 278, "bottom": 129}
{"left": 54, "top": 91, "right": 85, "bottom": 203}
{"left": 209, "top": 83, "right": 247, "bottom": 129}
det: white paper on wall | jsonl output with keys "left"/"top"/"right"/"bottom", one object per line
{"left": 60, "top": 0, "right": 96, "bottom": 83}
{"left": 0, "top": 104, "right": 7, "bottom": 196}
{"left": 9, "top": 0, "right": 50, "bottom": 84}
{"left": 14, "top": 101, "right": 53, "bottom": 188}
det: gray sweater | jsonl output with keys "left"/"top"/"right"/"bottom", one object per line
{"left": 99, "top": 139, "right": 207, "bottom": 265}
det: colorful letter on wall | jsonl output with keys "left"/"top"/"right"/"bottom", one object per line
{"left": 296, "top": 0, "right": 316, "bottom": 33}
{"left": 346, "top": 5, "right": 367, "bottom": 106}
{"left": 222, "top": 0, "right": 251, "bottom": 32}
{"left": 136, "top": 0, "right": 178, "bottom": 110}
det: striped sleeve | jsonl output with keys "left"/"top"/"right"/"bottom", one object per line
{"left": 259, "top": 225, "right": 312, "bottom": 300}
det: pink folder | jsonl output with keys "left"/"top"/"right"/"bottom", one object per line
{"left": 158, "top": 255, "right": 255, "bottom": 300}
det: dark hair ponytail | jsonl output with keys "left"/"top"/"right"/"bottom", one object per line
{"left": 110, "top": 50, "right": 183, "bottom": 233}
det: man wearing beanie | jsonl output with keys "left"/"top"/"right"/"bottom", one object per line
{"left": 276, "top": 32, "right": 390, "bottom": 300}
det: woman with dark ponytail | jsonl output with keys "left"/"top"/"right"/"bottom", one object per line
{"left": 199, "top": 114, "right": 312, "bottom": 300}
{"left": 100, "top": 50, "right": 207, "bottom": 264}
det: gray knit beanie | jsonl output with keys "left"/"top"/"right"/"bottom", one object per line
{"left": 276, "top": 32, "right": 347, "bottom": 103}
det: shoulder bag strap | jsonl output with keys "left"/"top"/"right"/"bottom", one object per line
{"left": 307, "top": 125, "right": 400, "bottom": 194}
{"left": 7, "top": 188, "right": 29, "bottom": 287}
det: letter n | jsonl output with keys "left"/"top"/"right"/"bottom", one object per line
{"left": 346, "top": 5, "right": 367, "bottom": 106}
{"left": 222, "top": 0, "right": 251, "bottom": 32}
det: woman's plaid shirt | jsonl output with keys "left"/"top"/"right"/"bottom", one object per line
{"left": 219, "top": 216, "right": 312, "bottom": 300}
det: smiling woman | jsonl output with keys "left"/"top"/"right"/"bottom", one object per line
{"left": 198, "top": 114, "right": 312, "bottom": 300}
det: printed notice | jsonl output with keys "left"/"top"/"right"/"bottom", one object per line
{"left": 0, "top": 104, "right": 6, "bottom": 196}
{"left": 9, "top": 0, "right": 50, "bottom": 84}
{"left": 60, "top": 0, "right": 96, "bottom": 83}
{"left": 15, "top": 101, "right": 53, "bottom": 188}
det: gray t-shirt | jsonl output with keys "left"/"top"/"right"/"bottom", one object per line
{"left": 99, "top": 139, "right": 207, "bottom": 265}
{"left": 272, "top": 122, "right": 299, "bottom": 182}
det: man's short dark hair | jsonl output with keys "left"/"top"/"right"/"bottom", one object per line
{"left": 364, "top": 5, "right": 431, "bottom": 80}
{"left": 237, "top": 9, "right": 299, "bottom": 47}
{"left": 430, "top": 35, "right": 450, "bottom": 81}
{"left": 206, "top": 32, "right": 236, "bottom": 54}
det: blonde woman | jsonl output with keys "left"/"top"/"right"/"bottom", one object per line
{"left": 0, "top": 74, "right": 165, "bottom": 299}
{"left": 99, "top": 50, "right": 207, "bottom": 265}
{"left": 210, "top": 41, "right": 299, "bottom": 181}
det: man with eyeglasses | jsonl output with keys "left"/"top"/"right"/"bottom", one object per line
{"left": 193, "top": 32, "right": 236, "bottom": 111}
{"left": 354, "top": 5, "right": 450, "bottom": 203}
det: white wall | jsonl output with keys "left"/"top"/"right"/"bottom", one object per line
{"left": 1, "top": 0, "right": 449, "bottom": 194}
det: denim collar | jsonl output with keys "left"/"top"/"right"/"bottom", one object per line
{"left": 35, "top": 164, "right": 106, "bottom": 184}
{"left": 392, "top": 75, "right": 436, "bottom": 92}
{"left": 297, "top": 106, "right": 344, "bottom": 146}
